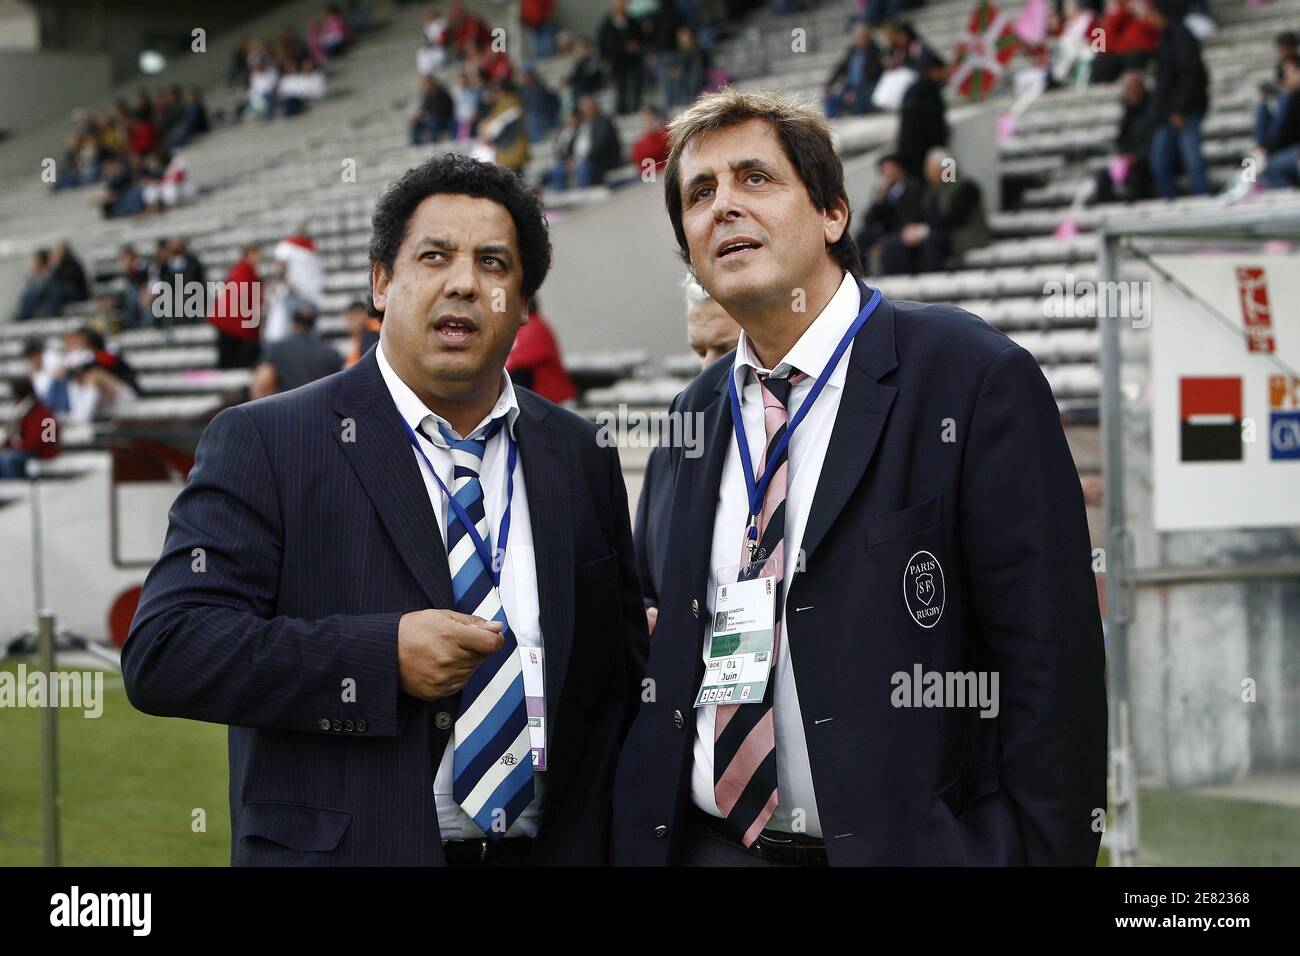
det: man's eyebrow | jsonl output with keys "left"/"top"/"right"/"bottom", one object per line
{"left": 682, "top": 158, "right": 776, "bottom": 196}
{"left": 475, "top": 243, "right": 514, "bottom": 261}
{"left": 414, "top": 236, "right": 455, "bottom": 251}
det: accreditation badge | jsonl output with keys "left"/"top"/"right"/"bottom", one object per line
{"left": 518, "top": 645, "right": 546, "bottom": 770}
{"left": 694, "top": 562, "right": 777, "bottom": 707}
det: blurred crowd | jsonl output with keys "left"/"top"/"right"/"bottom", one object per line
{"left": 52, "top": 87, "right": 208, "bottom": 218}
{"left": 407, "top": 1, "right": 713, "bottom": 189}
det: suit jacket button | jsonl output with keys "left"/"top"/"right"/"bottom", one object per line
{"left": 691, "top": 599, "right": 699, "bottom": 619}
{"left": 343, "top": 720, "right": 355, "bottom": 732}
{"left": 356, "top": 719, "right": 367, "bottom": 733}
{"left": 435, "top": 711, "right": 452, "bottom": 730}
{"left": 318, "top": 718, "right": 331, "bottom": 731}
{"left": 330, "top": 718, "right": 342, "bottom": 731}
{"left": 654, "top": 825, "right": 670, "bottom": 838}
{"left": 672, "top": 709, "right": 684, "bottom": 729}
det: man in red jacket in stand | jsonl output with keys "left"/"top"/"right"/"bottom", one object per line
{"left": 505, "top": 299, "right": 577, "bottom": 404}
{"left": 209, "top": 243, "right": 264, "bottom": 369}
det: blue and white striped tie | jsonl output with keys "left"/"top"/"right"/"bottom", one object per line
{"left": 422, "top": 415, "right": 534, "bottom": 838}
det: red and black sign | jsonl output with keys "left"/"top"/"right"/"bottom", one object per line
{"left": 1180, "top": 377, "right": 1243, "bottom": 462}
{"left": 1235, "top": 266, "right": 1276, "bottom": 354}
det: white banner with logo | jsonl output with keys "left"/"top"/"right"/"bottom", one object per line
{"left": 1150, "top": 253, "right": 1300, "bottom": 531}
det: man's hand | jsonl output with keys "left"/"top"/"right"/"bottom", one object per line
{"left": 397, "top": 609, "right": 505, "bottom": 700}
{"left": 1170, "top": 113, "right": 1185, "bottom": 129}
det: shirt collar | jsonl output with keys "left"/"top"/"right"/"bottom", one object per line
{"left": 377, "top": 339, "right": 520, "bottom": 443}
{"left": 731, "top": 270, "right": 862, "bottom": 405}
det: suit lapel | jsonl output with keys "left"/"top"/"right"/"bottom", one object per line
{"left": 332, "top": 348, "right": 454, "bottom": 611}
{"left": 514, "top": 392, "right": 574, "bottom": 728}
{"left": 799, "top": 291, "right": 900, "bottom": 564}
{"left": 673, "top": 383, "right": 733, "bottom": 602}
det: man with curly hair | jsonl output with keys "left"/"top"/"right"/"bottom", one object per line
{"left": 123, "top": 153, "right": 648, "bottom": 867}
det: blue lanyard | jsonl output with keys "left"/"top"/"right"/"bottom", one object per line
{"left": 727, "top": 280, "right": 882, "bottom": 553}
{"left": 400, "top": 415, "right": 517, "bottom": 589}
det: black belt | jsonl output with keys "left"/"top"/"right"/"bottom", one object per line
{"left": 691, "top": 809, "right": 829, "bottom": 867}
{"left": 441, "top": 836, "right": 534, "bottom": 866}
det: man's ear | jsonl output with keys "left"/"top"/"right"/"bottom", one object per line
{"left": 370, "top": 261, "right": 391, "bottom": 312}
{"left": 824, "top": 196, "right": 849, "bottom": 246}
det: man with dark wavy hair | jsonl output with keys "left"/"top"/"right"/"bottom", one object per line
{"left": 123, "top": 153, "right": 647, "bottom": 866}
{"left": 613, "top": 88, "right": 1106, "bottom": 866}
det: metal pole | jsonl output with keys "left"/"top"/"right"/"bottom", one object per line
{"left": 37, "top": 609, "right": 61, "bottom": 867}
{"left": 29, "top": 465, "right": 44, "bottom": 611}
{"left": 1097, "top": 230, "right": 1139, "bottom": 866}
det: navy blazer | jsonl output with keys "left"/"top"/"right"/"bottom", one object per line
{"left": 612, "top": 289, "right": 1107, "bottom": 866}
{"left": 122, "top": 346, "right": 648, "bottom": 865}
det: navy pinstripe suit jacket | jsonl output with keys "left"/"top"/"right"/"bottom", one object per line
{"left": 122, "top": 345, "right": 648, "bottom": 865}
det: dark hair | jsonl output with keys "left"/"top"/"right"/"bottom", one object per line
{"left": 663, "top": 88, "right": 861, "bottom": 277}
{"left": 1276, "top": 31, "right": 1299, "bottom": 48}
{"left": 1153, "top": 0, "right": 1183, "bottom": 19}
{"left": 9, "top": 377, "right": 35, "bottom": 402}
{"left": 368, "top": 152, "right": 552, "bottom": 306}
{"left": 1284, "top": 54, "right": 1300, "bottom": 73}
{"left": 345, "top": 299, "right": 369, "bottom": 312}
{"left": 22, "top": 337, "right": 45, "bottom": 358}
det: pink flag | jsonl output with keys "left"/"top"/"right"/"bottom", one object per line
{"left": 1013, "top": 0, "right": 1049, "bottom": 45}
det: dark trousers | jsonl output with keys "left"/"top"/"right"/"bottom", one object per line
{"left": 217, "top": 332, "right": 261, "bottom": 369}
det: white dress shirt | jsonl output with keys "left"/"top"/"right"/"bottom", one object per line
{"left": 691, "top": 270, "right": 864, "bottom": 838}
{"left": 377, "top": 342, "right": 545, "bottom": 840}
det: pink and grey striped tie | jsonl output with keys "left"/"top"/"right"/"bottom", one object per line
{"left": 714, "top": 367, "right": 806, "bottom": 846}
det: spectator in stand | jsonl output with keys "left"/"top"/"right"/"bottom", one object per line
{"left": 278, "top": 57, "right": 328, "bottom": 116}
{"left": 263, "top": 228, "right": 324, "bottom": 345}
{"left": 99, "top": 155, "right": 145, "bottom": 218}
{"left": 166, "top": 86, "right": 210, "bottom": 147}
{"left": 522, "top": 0, "right": 558, "bottom": 59}
{"left": 0, "top": 378, "right": 60, "bottom": 479}
{"left": 418, "top": 9, "right": 448, "bottom": 76}
{"left": 520, "top": 63, "right": 561, "bottom": 144}
{"left": 566, "top": 35, "right": 608, "bottom": 106}
{"left": 895, "top": 52, "right": 949, "bottom": 178}
{"left": 344, "top": 300, "right": 382, "bottom": 366}
{"left": 49, "top": 242, "right": 90, "bottom": 305}
{"left": 15, "top": 250, "right": 63, "bottom": 320}
{"left": 1093, "top": 71, "right": 1157, "bottom": 202}
{"left": 856, "top": 153, "right": 923, "bottom": 272}
{"left": 663, "top": 24, "right": 710, "bottom": 108}
{"left": 1255, "top": 55, "right": 1300, "bottom": 189}
{"left": 1275, "top": 32, "right": 1298, "bottom": 83}
{"left": 230, "top": 35, "right": 254, "bottom": 87}
{"left": 472, "top": 39, "right": 514, "bottom": 84}
{"left": 210, "top": 243, "right": 264, "bottom": 369}
{"left": 61, "top": 327, "right": 140, "bottom": 423}
{"left": 599, "top": 0, "right": 645, "bottom": 115}
{"left": 142, "top": 149, "right": 195, "bottom": 211}
{"left": 1148, "top": 0, "right": 1210, "bottom": 198}
{"left": 451, "top": 66, "right": 484, "bottom": 139}
{"left": 117, "top": 244, "right": 151, "bottom": 328}
{"left": 445, "top": 1, "right": 492, "bottom": 59}
{"left": 646, "top": 0, "right": 682, "bottom": 102}
{"left": 896, "top": 147, "right": 990, "bottom": 274}
{"left": 825, "top": 22, "right": 883, "bottom": 119}
{"left": 410, "top": 73, "right": 456, "bottom": 144}
{"left": 1091, "top": 0, "right": 1162, "bottom": 84}
{"left": 319, "top": 5, "right": 354, "bottom": 57}
{"left": 23, "top": 338, "right": 70, "bottom": 413}
{"left": 630, "top": 104, "right": 670, "bottom": 174}
{"left": 883, "top": 20, "right": 936, "bottom": 72}
{"left": 549, "top": 94, "right": 624, "bottom": 190}
{"left": 1050, "top": 0, "right": 1098, "bottom": 87}
{"left": 505, "top": 298, "right": 577, "bottom": 404}
{"left": 250, "top": 304, "right": 343, "bottom": 398}
{"left": 242, "top": 53, "right": 281, "bottom": 119}
{"left": 478, "top": 81, "right": 530, "bottom": 176}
